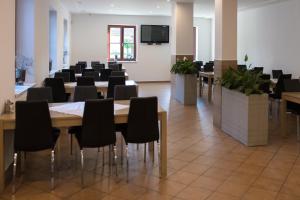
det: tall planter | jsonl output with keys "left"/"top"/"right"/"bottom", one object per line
{"left": 221, "top": 87, "right": 269, "bottom": 146}
{"left": 175, "top": 74, "right": 197, "bottom": 105}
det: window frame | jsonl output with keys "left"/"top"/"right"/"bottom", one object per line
{"left": 107, "top": 25, "right": 137, "bottom": 62}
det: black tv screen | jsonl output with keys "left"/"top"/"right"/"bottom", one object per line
{"left": 141, "top": 25, "right": 169, "bottom": 43}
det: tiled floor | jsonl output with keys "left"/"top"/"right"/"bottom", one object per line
{"left": 2, "top": 83, "right": 300, "bottom": 200}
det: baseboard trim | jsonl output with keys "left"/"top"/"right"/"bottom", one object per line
{"left": 136, "top": 81, "right": 171, "bottom": 84}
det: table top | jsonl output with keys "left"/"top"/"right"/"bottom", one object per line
{"left": 199, "top": 71, "right": 214, "bottom": 77}
{"left": 75, "top": 72, "right": 129, "bottom": 78}
{"left": 0, "top": 100, "right": 166, "bottom": 129}
{"left": 64, "top": 80, "right": 137, "bottom": 88}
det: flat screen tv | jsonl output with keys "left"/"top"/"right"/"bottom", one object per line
{"left": 141, "top": 25, "right": 169, "bottom": 44}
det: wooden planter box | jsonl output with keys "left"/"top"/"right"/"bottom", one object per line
{"left": 221, "top": 87, "right": 269, "bottom": 146}
{"left": 175, "top": 74, "right": 197, "bottom": 105}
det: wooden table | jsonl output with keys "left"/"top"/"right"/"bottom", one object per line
{"left": 0, "top": 100, "right": 167, "bottom": 192}
{"left": 280, "top": 92, "right": 300, "bottom": 137}
{"left": 64, "top": 80, "right": 138, "bottom": 94}
{"left": 75, "top": 72, "right": 129, "bottom": 80}
{"left": 199, "top": 72, "right": 214, "bottom": 102}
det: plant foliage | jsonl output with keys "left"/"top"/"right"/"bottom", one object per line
{"left": 221, "top": 67, "right": 269, "bottom": 96}
{"left": 171, "top": 60, "right": 198, "bottom": 75}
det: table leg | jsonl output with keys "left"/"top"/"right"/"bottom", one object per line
{"left": 280, "top": 99, "right": 287, "bottom": 137}
{"left": 160, "top": 112, "right": 167, "bottom": 178}
{"left": 199, "top": 76, "right": 203, "bottom": 97}
{"left": 208, "top": 77, "right": 212, "bottom": 102}
{"left": 0, "top": 122, "right": 4, "bottom": 192}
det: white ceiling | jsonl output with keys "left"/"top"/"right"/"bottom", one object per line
{"left": 61, "top": 0, "right": 288, "bottom": 18}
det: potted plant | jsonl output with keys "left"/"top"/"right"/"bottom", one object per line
{"left": 220, "top": 67, "right": 269, "bottom": 146}
{"left": 15, "top": 55, "right": 33, "bottom": 84}
{"left": 171, "top": 59, "right": 198, "bottom": 105}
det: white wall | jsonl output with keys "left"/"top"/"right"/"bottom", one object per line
{"left": 238, "top": 0, "right": 300, "bottom": 77}
{"left": 194, "top": 18, "right": 212, "bottom": 62}
{"left": 71, "top": 14, "right": 212, "bottom": 81}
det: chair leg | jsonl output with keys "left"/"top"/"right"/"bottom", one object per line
{"left": 102, "top": 147, "right": 105, "bottom": 175}
{"left": 113, "top": 145, "right": 118, "bottom": 176}
{"left": 126, "top": 145, "right": 129, "bottom": 182}
{"left": 157, "top": 141, "right": 160, "bottom": 174}
{"left": 12, "top": 152, "right": 18, "bottom": 194}
{"left": 152, "top": 143, "right": 155, "bottom": 164}
{"left": 144, "top": 143, "right": 146, "bottom": 163}
{"left": 94, "top": 149, "right": 99, "bottom": 173}
{"left": 137, "top": 144, "right": 139, "bottom": 150}
{"left": 109, "top": 145, "right": 112, "bottom": 176}
{"left": 121, "top": 139, "right": 124, "bottom": 166}
{"left": 51, "top": 150, "right": 55, "bottom": 190}
{"left": 70, "top": 135, "right": 73, "bottom": 155}
{"left": 297, "top": 116, "right": 300, "bottom": 142}
{"left": 80, "top": 150, "right": 84, "bottom": 188}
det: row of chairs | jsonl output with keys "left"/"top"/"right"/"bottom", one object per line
{"left": 72, "top": 61, "right": 123, "bottom": 74}
{"left": 13, "top": 95, "right": 159, "bottom": 192}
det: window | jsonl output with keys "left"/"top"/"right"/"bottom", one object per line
{"left": 108, "top": 25, "right": 136, "bottom": 61}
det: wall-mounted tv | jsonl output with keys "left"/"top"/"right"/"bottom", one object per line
{"left": 141, "top": 25, "right": 169, "bottom": 44}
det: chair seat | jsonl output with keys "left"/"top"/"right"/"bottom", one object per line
{"left": 52, "top": 128, "right": 60, "bottom": 143}
{"left": 68, "top": 126, "right": 81, "bottom": 134}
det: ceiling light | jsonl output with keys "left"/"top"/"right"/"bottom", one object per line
{"left": 156, "top": 5, "right": 160, "bottom": 9}
{"left": 110, "top": 3, "right": 115, "bottom": 7}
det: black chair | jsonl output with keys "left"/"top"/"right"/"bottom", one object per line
{"left": 82, "top": 71, "right": 100, "bottom": 81}
{"left": 114, "top": 85, "right": 137, "bottom": 100}
{"left": 100, "top": 69, "right": 112, "bottom": 81}
{"left": 120, "top": 97, "right": 159, "bottom": 179}
{"left": 70, "top": 65, "right": 82, "bottom": 74}
{"left": 107, "top": 76, "right": 126, "bottom": 98}
{"left": 91, "top": 61, "right": 100, "bottom": 68}
{"left": 92, "top": 64, "right": 105, "bottom": 73}
{"left": 259, "top": 74, "right": 271, "bottom": 94}
{"left": 44, "top": 78, "right": 68, "bottom": 102}
{"left": 82, "top": 69, "right": 95, "bottom": 73}
{"left": 238, "top": 65, "right": 247, "bottom": 71}
{"left": 54, "top": 72, "right": 70, "bottom": 82}
{"left": 13, "top": 101, "right": 60, "bottom": 193}
{"left": 26, "top": 87, "right": 53, "bottom": 103}
{"left": 77, "top": 61, "right": 87, "bottom": 69}
{"left": 73, "top": 99, "right": 117, "bottom": 186}
{"left": 203, "top": 63, "right": 214, "bottom": 72}
{"left": 62, "top": 69, "right": 76, "bottom": 82}
{"left": 111, "top": 71, "right": 125, "bottom": 77}
{"left": 74, "top": 86, "right": 98, "bottom": 102}
{"left": 108, "top": 64, "right": 120, "bottom": 71}
{"left": 77, "top": 77, "right": 95, "bottom": 86}
{"left": 272, "top": 70, "right": 283, "bottom": 79}
{"left": 253, "top": 67, "right": 264, "bottom": 74}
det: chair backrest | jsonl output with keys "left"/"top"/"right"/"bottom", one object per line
{"left": 76, "top": 77, "right": 95, "bottom": 86}
{"left": 284, "top": 79, "right": 300, "bottom": 92}
{"left": 100, "top": 69, "right": 112, "bottom": 81}
{"left": 274, "top": 74, "right": 292, "bottom": 98}
{"left": 27, "top": 87, "right": 53, "bottom": 103}
{"left": 54, "top": 72, "right": 70, "bottom": 82}
{"left": 82, "top": 68, "right": 95, "bottom": 73}
{"left": 77, "top": 61, "right": 87, "bottom": 69}
{"left": 82, "top": 71, "right": 100, "bottom": 81}
{"left": 15, "top": 101, "right": 54, "bottom": 151}
{"left": 253, "top": 67, "right": 264, "bottom": 74}
{"left": 74, "top": 86, "right": 98, "bottom": 102}
{"left": 259, "top": 74, "right": 271, "bottom": 94}
{"left": 272, "top": 70, "right": 283, "bottom": 79}
{"left": 70, "top": 65, "right": 82, "bottom": 73}
{"left": 193, "top": 61, "right": 203, "bottom": 71}
{"left": 80, "top": 99, "right": 116, "bottom": 148}
{"left": 111, "top": 71, "right": 125, "bottom": 77}
{"left": 92, "top": 64, "right": 105, "bottom": 73}
{"left": 203, "top": 63, "right": 214, "bottom": 72}
{"left": 114, "top": 85, "right": 137, "bottom": 100}
{"left": 107, "top": 76, "right": 126, "bottom": 98}
{"left": 44, "top": 78, "right": 67, "bottom": 102}
{"left": 62, "top": 69, "right": 76, "bottom": 82}
{"left": 238, "top": 65, "right": 247, "bottom": 71}
{"left": 108, "top": 64, "right": 120, "bottom": 71}
{"left": 91, "top": 61, "right": 100, "bottom": 68}
{"left": 126, "top": 97, "right": 159, "bottom": 143}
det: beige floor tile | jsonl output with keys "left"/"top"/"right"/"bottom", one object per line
{"left": 150, "top": 180, "right": 187, "bottom": 196}
{"left": 226, "top": 172, "right": 258, "bottom": 186}
{"left": 190, "top": 176, "right": 224, "bottom": 191}
{"left": 51, "top": 181, "right": 82, "bottom": 198}
{"left": 67, "top": 188, "right": 106, "bottom": 200}
{"left": 136, "top": 190, "right": 173, "bottom": 200}
{"left": 252, "top": 177, "right": 283, "bottom": 192}
{"left": 109, "top": 184, "right": 147, "bottom": 200}
{"left": 280, "top": 182, "right": 300, "bottom": 197}
{"left": 242, "top": 187, "right": 277, "bottom": 200}
{"left": 276, "top": 193, "right": 300, "bottom": 200}
{"left": 176, "top": 186, "right": 212, "bottom": 200}
{"left": 217, "top": 181, "right": 249, "bottom": 197}
{"left": 180, "top": 163, "right": 210, "bottom": 175}
{"left": 203, "top": 167, "right": 233, "bottom": 181}
{"left": 167, "top": 171, "right": 199, "bottom": 185}
{"left": 207, "top": 192, "right": 240, "bottom": 200}
{"left": 261, "top": 168, "right": 290, "bottom": 181}
{"left": 236, "top": 163, "right": 265, "bottom": 175}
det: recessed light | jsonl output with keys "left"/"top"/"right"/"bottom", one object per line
{"left": 110, "top": 3, "right": 115, "bottom": 7}
{"left": 156, "top": 5, "right": 160, "bottom": 9}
